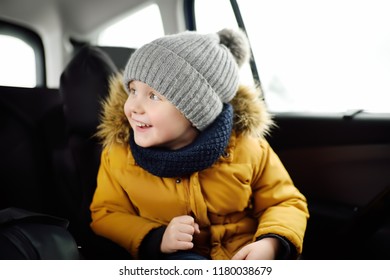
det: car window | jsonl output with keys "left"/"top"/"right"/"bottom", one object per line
{"left": 0, "top": 35, "right": 36, "bottom": 87}
{"left": 0, "top": 20, "right": 45, "bottom": 87}
{"left": 97, "top": 3, "right": 164, "bottom": 48}
{"left": 194, "top": 0, "right": 254, "bottom": 86}
{"left": 237, "top": 0, "right": 390, "bottom": 113}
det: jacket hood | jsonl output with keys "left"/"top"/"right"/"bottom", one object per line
{"left": 96, "top": 73, "right": 274, "bottom": 147}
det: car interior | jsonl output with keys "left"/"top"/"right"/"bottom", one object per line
{"left": 0, "top": 0, "right": 389, "bottom": 260}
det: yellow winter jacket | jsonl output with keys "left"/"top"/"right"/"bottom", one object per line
{"left": 90, "top": 74, "right": 309, "bottom": 259}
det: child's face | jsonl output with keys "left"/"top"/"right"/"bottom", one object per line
{"left": 124, "top": 80, "right": 199, "bottom": 150}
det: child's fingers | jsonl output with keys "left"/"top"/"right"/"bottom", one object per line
{"left": 231, "top": 246, "right": 249, "bottom": 260}
{"left": 175, "top": 240, "right": 194, "bottom": 250}
{"left": 175, "top": 231, "right": 194, "bottom": 242}
{"left": 194, "top": 222, "right": 200, "bottom": 234}
{"left": 172, "top": 215, "right": 200, "bottom": 235}
{"left": 173, "top": 215, "right": 195, "bottom": 225}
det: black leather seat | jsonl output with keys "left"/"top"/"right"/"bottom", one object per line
{"left": 59, "top": 45, "right": 131, "bottom": 259}
{"left": 97, "top": 46, "right": 136, "bottom": 70}
{"left": 0, "top": 207, "right": 80, "bottom": 259}
{"left": 0, "top": 86, "right": 80, "bottom": 259}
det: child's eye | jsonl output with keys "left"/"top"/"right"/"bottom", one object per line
{"left": 150, "top": 93, "right": 161, "bottom": 101}
{"left": 128, "top": 87, "right": 136, "bottom": 95}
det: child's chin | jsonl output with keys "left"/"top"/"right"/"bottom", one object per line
{"left": 134, "top": 140, "right": 153, "bottom": 148}
{"left": 134, "top": 136, "right": 158, "bottom": 148}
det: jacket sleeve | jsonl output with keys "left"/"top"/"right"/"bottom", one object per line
{"left": 251, "top": 139, "right": 309, "bottom": 256}
{"left": 90, "top": 146, "right": 162, "bottom": 259}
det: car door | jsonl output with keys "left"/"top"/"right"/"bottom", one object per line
{"left": 270, "top": 111, "right": 390, "bottom": 259}
{"left": 190, "top": 0, "right": 390, "bottom": 259}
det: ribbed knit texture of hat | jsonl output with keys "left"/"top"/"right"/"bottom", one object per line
{"left": 123, "top": 30, "right": 244, "bottom": 131}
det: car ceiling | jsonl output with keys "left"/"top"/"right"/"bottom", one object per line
{"left": 1, "top": 0, "right": 147, "bottom": 36}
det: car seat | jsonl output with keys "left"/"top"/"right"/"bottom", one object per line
{"left": 59, "top": 45, "right": 132, "bottom": 259}
{"left": 97, "top": 46, "right": 135, "bottom": 70}
{"left": 0, "top": 84, "right": 82, "bottom": 259}
{"left": 0, "top": 207, "right": 80, "bottom": 259}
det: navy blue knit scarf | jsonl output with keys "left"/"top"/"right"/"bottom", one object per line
{"left": 129, "top": 104, "right": 233, "bottom": 178}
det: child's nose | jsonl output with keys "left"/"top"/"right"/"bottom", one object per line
{"left": 124, "top": 95, "right": 144, "bottom": 116}
{"left": 129, "top": 95, "right": 145, "bottom": 114}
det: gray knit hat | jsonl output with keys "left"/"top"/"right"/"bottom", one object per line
{"left": 123, "top": 28, "right": 250, "bottom": 131}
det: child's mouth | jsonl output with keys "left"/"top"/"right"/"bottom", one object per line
{"left": 135, "top": 121, "right": 152, "bottom": 128}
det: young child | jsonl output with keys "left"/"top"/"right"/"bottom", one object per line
{"left": 90, "top": 29, "right": 309, "bottom": 260}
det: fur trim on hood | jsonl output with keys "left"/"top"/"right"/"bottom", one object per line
{"left": 96, "top": 73, "right": 273, "bottom": 147}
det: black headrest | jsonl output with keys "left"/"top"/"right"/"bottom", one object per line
{"left": 60, "top": 46, "right": 118, "bottom": 135}
{"left": 97, "top": 46, "right": 136, "bottom": 70}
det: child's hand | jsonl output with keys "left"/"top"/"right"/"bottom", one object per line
{"left": 161, "top": 215, "right": 200, "bottom": 254}
{"left": 231, "top": 237, "right": 280, "bottom": 260}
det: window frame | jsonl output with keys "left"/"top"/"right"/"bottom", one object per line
{"left": 184, "top": 0, "right": 261, "bottom": 89}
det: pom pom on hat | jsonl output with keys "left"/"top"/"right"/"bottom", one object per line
{"left": 218, "top": 28, "right": 250, "bottom": 67}
{"left": 123, "top": 28, "right": 250, "bottom": 131}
